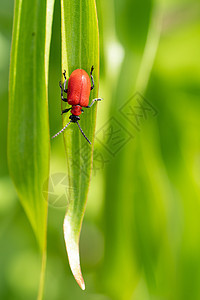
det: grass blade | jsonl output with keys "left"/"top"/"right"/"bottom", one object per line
{"left": 8, "top": 0, "right": 55, "bottom": 298}
{"left": 100, "top": 0, "right": 163, "bottom": 297}
{"left": 60, "top": 0, "right": 99, "bottom": 290}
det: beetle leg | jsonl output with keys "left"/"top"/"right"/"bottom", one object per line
{"left": 63, "top": 70, "right": 67, "bottom": 79}
{"left": 86, "top": 98, "right": 102, "bottom": 108}
{"left": 61, "top": 108, "right": 71, "bottom": 115}
{"left": 59, "top": 80, "right": 68, "bottom": 102}
{"left": 63, "top": 70, "right": 68, "bottom": 93}
{"left": 90, "top": 65, "right": 94, "bottom": 90}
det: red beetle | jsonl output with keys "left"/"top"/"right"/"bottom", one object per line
{"left": 52, "top": 66, "right": 102, "bottom": 144}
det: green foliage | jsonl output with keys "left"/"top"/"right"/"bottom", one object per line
{"left": 60, "top": 0, "right": 99, "bottom": 290}
{"left": 114, "top": 0, "right": 153, "bottom": 53}
{"left": 1, "top": 0, "right": 200, "bottom": 299}
{"left": 7, "top": 0, "right": 55, "bottom": 298}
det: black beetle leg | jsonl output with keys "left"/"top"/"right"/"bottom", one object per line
{"left": 90, "top": 66, "right": 94, "bottom": 90}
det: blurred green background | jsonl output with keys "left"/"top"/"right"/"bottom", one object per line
{"left": 1, "top": 0, "right": 200, "bottom": 299}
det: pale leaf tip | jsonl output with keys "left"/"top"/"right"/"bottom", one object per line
{"left": 70, "top": 261, "right": 85, "bottom": 290}
{"left": 78, "top": 276, "right": 85, "bottom": 291}
{"left": 63, "top": 216, "right": 85, "bottom": 290}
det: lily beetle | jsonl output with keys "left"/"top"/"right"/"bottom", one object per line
{"left": 52, "top": 66, "right": 102, "bottom": 144}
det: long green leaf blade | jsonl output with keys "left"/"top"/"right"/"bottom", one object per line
{"left": 60, "top": 0, "right": 99, "bottom": 290}
{"left": 8, "top": 0, "right": 54, "bottom": 298}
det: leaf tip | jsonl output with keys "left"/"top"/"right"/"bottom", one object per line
{"left": 78, "top": 276, "right": 86, "bottom": 291}
{"left": 63, "top": 216, "right": 85, "bottom": 290}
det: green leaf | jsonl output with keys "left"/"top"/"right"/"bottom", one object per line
{"left": 8, "top": 0, "right": 54, "bottom": 298}
{"left": 60, "top": 0, "right": 99, "bottom": 290}
{"left": 114, "top": 0, "right": 153, "bottom": 53}
{"left": 98, "top": 0, "right": 163, "bottom": 297}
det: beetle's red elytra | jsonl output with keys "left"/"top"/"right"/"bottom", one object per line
{"left": 67, "top": 69, "right": 91, "bottom": 108}
{"left": 52, "top": 66, "right": 102, "bottom": 144}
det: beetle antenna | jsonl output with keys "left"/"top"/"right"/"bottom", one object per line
{"left": 76, "top": 121, "right": 91, "bottom": 144}
{"left": 52, "top": 121, "right": 72, "bottom": 139}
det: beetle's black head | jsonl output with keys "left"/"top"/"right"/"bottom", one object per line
{"left": 69, "top": 114, "right": 80, "bottom": 122}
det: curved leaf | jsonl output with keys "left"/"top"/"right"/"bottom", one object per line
{"left": 8, "top": 0, "right": 54, "bottom": 298}
{"left": 60, "top": 0, "right": 99, "bottom": 290}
